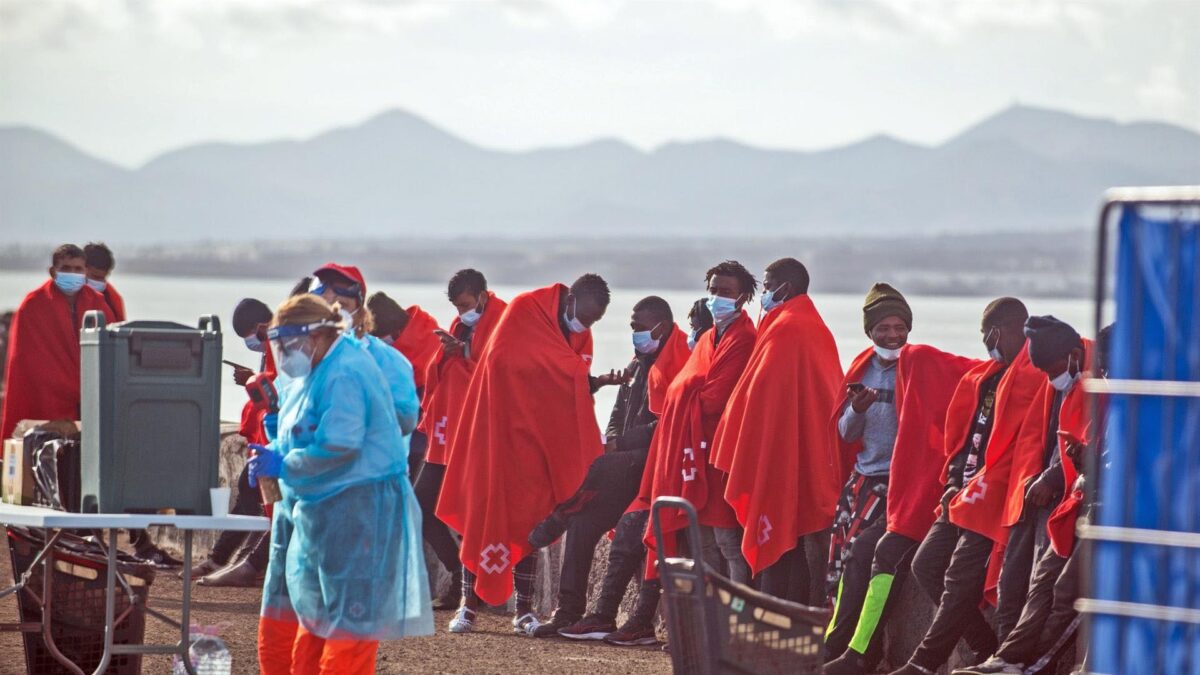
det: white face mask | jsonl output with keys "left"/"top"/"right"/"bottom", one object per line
{"left": 460, "top": 304, "right": 482, "bottom": 327}
{"left": 874, "top": 344, "right": 903, "bottom": 361}
{"left": 1050, "top": 353, "right": 1079, "bottom": 392}
{"left": 564, "top": 296, "right": 587, "bottom": 334}
{"left": 338, "top": 307, "right": 357, "bottom": 333}
{"left": 988, "top": 347, "right": 1005, "bottom": 363}
{"left": 279, "top": 349, "right": 313, "bottom": 378}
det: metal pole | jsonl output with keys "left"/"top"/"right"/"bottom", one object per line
{"left": 40, "top": 527, "right": 85, "bottom": 675}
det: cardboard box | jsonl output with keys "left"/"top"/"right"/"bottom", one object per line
{"left": 2, "top": 438, "right": 29, "bottom": 505}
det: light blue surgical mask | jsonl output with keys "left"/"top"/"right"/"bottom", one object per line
{"left": 86, "top": 278, "right": 107, "bottom": 293}
{"left": 54, "top": 272, "right": 86, "bottom": 295}
{"left": 760, "top": 282, "right": 789, "bottom": 313}
{"left": 706, "top": 295, "right": 740, "bottom": 326}
{"left": 460, "top": 305, "right": 482, "bottom": 327}
{"left": 244, "top": 335, "right": 264, "bottom": 353}
{"left": 632, "top": 322, "right": 663, "bottom": 354}
{"left": 564, "top": 296, "right": 587, "bottom": 334}
{"left": 687, "top": 330, "right": 700, "bottom": 351}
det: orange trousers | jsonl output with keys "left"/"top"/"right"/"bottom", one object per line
{"left": 258, "top": 616, "right": 379, "bottom": 675}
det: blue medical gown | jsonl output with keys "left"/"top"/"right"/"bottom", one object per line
{"left": 362, "top": 333, "right": 420, "bottom": 435}
{"left": 259, "top": 336, "right": 433, "bottom": 640}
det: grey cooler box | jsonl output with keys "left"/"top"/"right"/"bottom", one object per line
{"left": 79, "top": 312, "right": 223, "bottom": 514}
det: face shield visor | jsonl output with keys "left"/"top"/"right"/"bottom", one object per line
{"left": 268, "top": 321, "right": 338, "bottom": 379}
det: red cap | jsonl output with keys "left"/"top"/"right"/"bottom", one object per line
{"left": 313, "top": 263, "right": 367, "bottom": 297}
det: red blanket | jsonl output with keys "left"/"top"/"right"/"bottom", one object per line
{"left": 102, "top": 284, "right": 126, "bottom": 322}
{"left": 435, "top": 284, "right": 597, "bottom": 605}
{"left": 393, "top": 305, "right": 443, "bottom": 392}
{"left": 419, "top": 292, "right": 508, "bottom": 466}
{"left": 637, "top": 311, "right": 755, "bottom": 574}
{"left": 710, "top": 296, "right": 843, "bottom": 573}
{"left": 1046, "top": 345, "right": 1094, "bottom": 557}
{"left": 832, "top": 344, "right": 978, "bottom": 542}
{"left": 2, "top": 281, "right": 114, "bottom": 439}
{"left": 647, "top": 324, "right": 692, "bottom": 416}
{"left": 1001, "top": 339, "right": 1093, "bottom": 529}
{"left": 237, "top": 345, "right": 277, "bottom": 446}
{"left": 947, "top": 345, "right": 1047, "bottom": 543}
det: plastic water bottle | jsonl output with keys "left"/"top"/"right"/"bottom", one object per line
{"left": 172, "top": 626, "right": 232, "bottom": 674}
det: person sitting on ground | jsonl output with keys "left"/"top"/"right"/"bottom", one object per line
{"left": 436, "top": 274, "right": 612, "bottom": 636}
{"left": 83, "top": 242, "right": 126, "bottom": 322}
{"left": 957, "top": 322, "right": 1109, "bottom": 675}
{"left": 638, "top": 261, "right": 759, "bottom": 587}
{"left": 527, "top": 296, "right": 691, "bottom": 642}
{"left": 823, "top": 284, "right": 976, "bottom": 674}
{"left": 409, "top": 269, "right": 508, "bottom": 609}
{"left": 711, "top": 258, "right": 843, "bottom": 605}
{"left": 191, "top": 298, "right": 277, "bottom": 587}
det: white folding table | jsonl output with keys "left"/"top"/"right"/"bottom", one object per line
{"left": 0, "top": 503, "right": 269, "bottom": 675}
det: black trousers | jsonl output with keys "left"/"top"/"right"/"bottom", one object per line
{"left": 408, "top": 429, "right": 428, "bottom": 484}
{"left": 996, "top": 544, "right": 1080, "bottom": 670}
{"left": 996, "top": 504, "right": 1052, "bottom": 640}
{"left": 825, "top": 530, "right": 918, "bottom": 668}
{"left": 209, "top": 463, "right": 270, "bottom": 571}
{"left": 591, "top": 509, "right": 660, "bottom": 624}
{"left": 761, "top": 532, "right": 828, "bottom": 605}
{"left": 556, "top": 450, "right": 646, "bottom": 617}
{"left": 909, "top": 518, "right": 999, "bottom": 670}
{"left": 413, "top": 461, "right": 461, "bottom": 577}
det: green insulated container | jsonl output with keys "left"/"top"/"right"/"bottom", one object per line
{"left": 79, "top": 311, "right": 223, "bottom": 514}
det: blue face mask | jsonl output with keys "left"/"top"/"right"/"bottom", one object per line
{"left": 687, "top": 329, "right": 700, "bottom": 351}
{"left": 460, "top": 306, "right": 482, "bottom": 327}
{"left": 632, "top": 322, "right": 663, "bottom": 354}
{"left": 86, "top": 278, "right": 107, "bottom": 293}
{"left": 244, "top": 334, "right": 264, "bottom": 353}
{"left": 706, "top": 295, "right": 740, "bottom": 326}
{"left": 54, "top": 272, "right": 86, "bottom": 295}
{"left": 564, "top": 296, "right": 587, "bottom": 334}
{"left": 760, "top": 282, "right": 789, "bottom": 313}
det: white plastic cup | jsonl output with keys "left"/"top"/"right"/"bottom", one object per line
{"left": 210, "top": 487, "right": 231, "bottom": 517}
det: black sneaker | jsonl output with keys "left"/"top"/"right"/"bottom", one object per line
{"left": 603, "top": 620, "right": 656, "bottom": 646}
{"left": 824, "top": 649, "right": 867, "bottom": 675}
{"left": 528, "top": 514, "right": 567, "bottom": 550}
{"left": 531, "top": 610, "right": 580, "bottom": 638}
{"left": 558, "top": 614, "right": 617, "bottom": 640}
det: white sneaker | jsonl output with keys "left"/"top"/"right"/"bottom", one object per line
{"left": 512, "top": 612, "right": 541, "bottom": 637}
{"left": 953, "top": 656, "right": 1025, "bottom": 674}
{"left": 448, "top": 607, "right": 475, "bottom": 634}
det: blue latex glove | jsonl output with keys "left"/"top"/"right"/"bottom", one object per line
{"left": 247, "top": 444, "right": 283, "bottom": 488}
{"left": 262, "top": 413, "right": 279, "bottom": 442}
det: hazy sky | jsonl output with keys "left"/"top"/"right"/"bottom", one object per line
{"left": 2, "top": 0, "right": 1196, "bottom": 167}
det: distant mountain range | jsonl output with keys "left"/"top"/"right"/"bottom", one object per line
{"left": 2, "top": 104, "right": 1197, "bottom": 243}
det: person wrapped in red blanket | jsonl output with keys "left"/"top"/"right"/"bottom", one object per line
{"left": 824, "top": 284, "right": 977, "bottom": 675}
{"left": 83, "top": 242, "right": 126, "bottom": 322}
{"left": 414, "top": 269, "right": 508, "bottom": 609}
{"left": 1, "top": 244, "right": 114, "bottom": 440}
{"left": 637, "top": 261, "right": 760, "bottom": 586}
{"left": 711, "top": 258, "right": 843, "bottom": 604}
{"left": 955, "top": 321, "right": 1107, "bottom": 675}
{"left": 437, "top": 275, "right": 610, "bottom": 637}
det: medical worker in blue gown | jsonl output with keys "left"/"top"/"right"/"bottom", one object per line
{"left": 249, "top": 294, "right": 432, "bottom": 675}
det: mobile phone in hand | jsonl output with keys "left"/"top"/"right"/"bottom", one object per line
{"left": 847, "top": 382, "right": 866, "bottom": 394}
{"left": 223, "top": 359, "right": 251, "bottom": 371}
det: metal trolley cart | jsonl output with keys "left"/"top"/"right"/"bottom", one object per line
{"left": 652, "top": 497, "right": 829, "bottom": 674}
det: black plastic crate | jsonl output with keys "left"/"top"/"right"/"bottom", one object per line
{"left": 653, "top": 497, "right": 830, "bottom": 674}
{"left": 6, "top": 527, "right": 155, "bottom": 675}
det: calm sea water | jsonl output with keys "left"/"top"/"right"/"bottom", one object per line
{"left": 0, "top": 271, "right": 1097, "bottom": 423}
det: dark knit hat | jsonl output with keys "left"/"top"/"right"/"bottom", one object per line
{"left": 366, "top": 291, "right": 408, "bottom": 338}
{"left": 1024, "top": 315, "right": 1082, "bottom": 369}
{"left": 232, "top": 298, "right": 272, "bottom": 337}
{"left": 981, "top": 297, "right": 1028, "bottom": 330}
{"left": 863, "top": 283, "right": 912, "bottom": 335}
